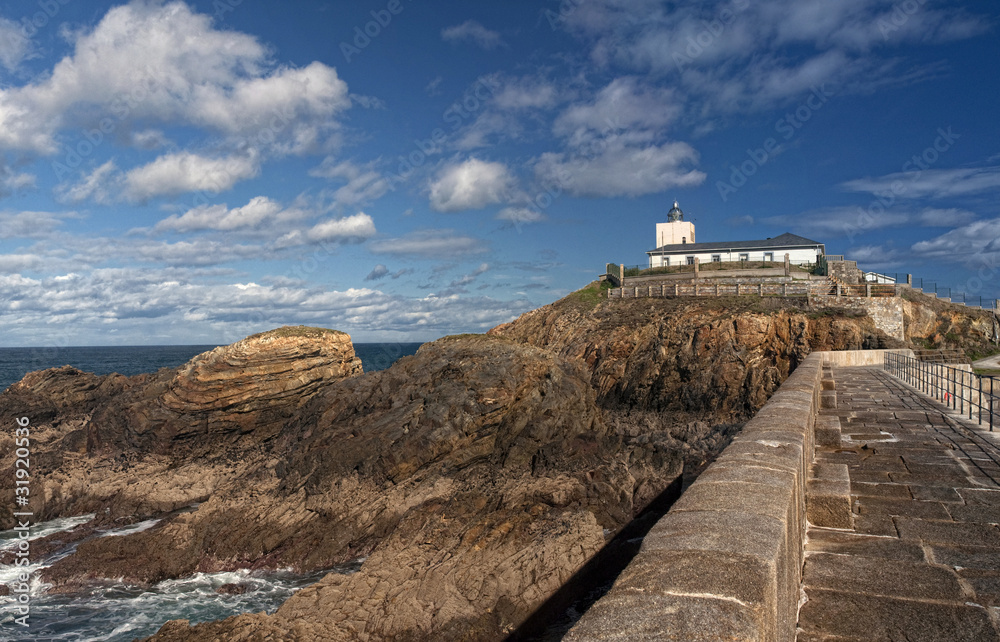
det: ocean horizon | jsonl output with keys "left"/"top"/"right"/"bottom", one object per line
{"left": 0, "top": 342, "right": 424, "bottom": 393}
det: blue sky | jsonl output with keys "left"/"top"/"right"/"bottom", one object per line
{"left": 0, "top": 0, "right": 997, "bottom": 346}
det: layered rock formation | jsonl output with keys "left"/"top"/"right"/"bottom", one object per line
{"left": 489, "top": 289, "right": 897, "bottom": 419}
{"left": 0, "top": 290, "right": 956, "bottom": 640}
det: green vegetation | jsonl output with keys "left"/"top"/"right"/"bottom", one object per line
{"left": 968, "top": 346, "right": 1000, "bottom": 362}
{"left": 247, "top": 326, "right": 346, "bottom": 340}
{"left": 975, "top": 368, "right": 1000, "bottom": 377}
{"left": 564, "top": 280, "right": 614, "bottom": 309}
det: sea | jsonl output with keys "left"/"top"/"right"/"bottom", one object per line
{"left": 0, "top": 342, "right": 422, "bottom": 641}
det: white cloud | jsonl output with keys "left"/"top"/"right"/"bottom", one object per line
{"left": 441, "top": 20, "right": 504, "bottom": 50}
{"left": 0, "top": 267, "right": 533, "bottom": 345}
{"left": 496, "top": 207, "right": 544, "bottom": 225}
{"left": 556, "top": 0, "right": 989, "bottom": 114}
{"left": 306, "top": 213, "right": 377, "bottom": 242}
{"left": 761, "top": 205, "right": 976, "bottom": 238}
{"left": 914, "top": 208, "right": 977, "bottom": 227}
{"left": 0, "top": 166, "right": 36, "bottom": 195}
{"left": 760, "top": 207, "right": 910, "bottom": 237}
{"left": 152, "top": 196, "right": 284, "bottom": 233}
{"left": 0, "top": 211, "right": 81, "bottom": 239}
{"left": 365, "top": 264, "right": 390, "bottom": 281}
{"left": 0, "top": 254, "right": 43, "bottom": 273}
{"left": 274, "top": 212, "right": 377, "bottom": 248}
{"left": 310, "top": 159, "right": 390, "bottom": 206}
{"left": 0, "top": 1, "right": 350, "bottom": 155}
{"left": 534, "top": 136, "right": 705, "bottom": 198}
{"left": 912, "top": 218, "right": 1000, "bottom": 265}
{"left": 370, "top": 229, "right": 487, "bottom": 258}
{"left": 841, "top": 167, "right": 1000, "bottom": 200}
{"left": 124, "top": 152, "right": 260, "bottom": 201}
{"left": 493, "top": 77, "right": 559, "bottom": 110}
{"left": 553, "top": 77, "right": 679, "bottom": 144}
{"left": 56, "top": 160, "right": 119, "bottom": 204}
{"left": 429, "top": 158, "right": 515, "bottom": 212}
{"left": 0, "top": 18, "right": 32, "bottom": 71}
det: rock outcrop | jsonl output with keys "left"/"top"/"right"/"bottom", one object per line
{"left": 0, "top": 326, "right": 683, "bottom": 641}
{"left": 489, "top": 289, "right": 896, "bottom": 420}
{"left": 2, "top": 289, "right": 974, "bottom": 641}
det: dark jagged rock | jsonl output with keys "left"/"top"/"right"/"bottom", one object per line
{"left": 489, "top": 291, "right": 896, "bottom": 418}
{"left": 216, "top": 583, "right": 251, "bottom": 595}
{"left": 0, "top": 291, "right": 974, "bottom": 641}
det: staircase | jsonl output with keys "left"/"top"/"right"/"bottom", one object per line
{"left": 912, "top": 348, "right": 969, "bottom": 365}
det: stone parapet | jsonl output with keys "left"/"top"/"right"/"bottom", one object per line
{"left": 819, "top": 348, "right": 914, "bottom": 367}
{"left": 565, "top": 353, "right": 824, "bottom": 641}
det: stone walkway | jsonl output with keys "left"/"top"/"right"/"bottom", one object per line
{"left": 798, "top": 367, "right": 1000, "bottom": 641}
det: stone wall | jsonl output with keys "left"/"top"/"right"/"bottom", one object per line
{"left": 564, "top": 353, "right": 824, "bottom": 641}
{"left": 811, "top": 295, "right": 905, "bottom": 341}
{"left": 820, "top": 348, "right": 914, "bottom": 367}
{"left": 827, "top": 259, "right": 863, "bottom": 284}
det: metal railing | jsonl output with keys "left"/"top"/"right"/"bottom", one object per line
{"left": 884, "top": 352, "right": 998, "bottom": 432}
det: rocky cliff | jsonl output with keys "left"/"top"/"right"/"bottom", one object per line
{"left": 0, "top": 290, "right": 967, "bottom": 641}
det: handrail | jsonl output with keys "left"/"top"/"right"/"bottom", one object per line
{"left": 884, "top": 352, "right": 997, "bottom": 432}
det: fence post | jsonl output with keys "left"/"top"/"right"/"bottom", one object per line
{"left": 694, "top": 257, "right": 700, "bottom": 278}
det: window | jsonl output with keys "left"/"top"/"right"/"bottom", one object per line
{"left": 764, "top": 252, "right": 774, "bottom": 262}
{"left": 664, "top": 257, "right": 670, "bottom": 267}
{"left": 711, "top": 254, "right": 722, "bottom": 263}
{"left": 682, "top": 237, "right": 687, "bottom": 244}
{"left": 738, "top": 253, "right": 749, "bottom": 261}
{"left": 686, "top": 256, "right": 695, "bottom": 265}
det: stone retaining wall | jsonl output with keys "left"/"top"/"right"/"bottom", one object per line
{"left": 819, "top": 348, "right": 914, "bottom": 367}
{"left": 811, "top": 296, "right": 905, "bottom": 341}
{"left": 565, "top": 353, "right": 824, "bottom": 641}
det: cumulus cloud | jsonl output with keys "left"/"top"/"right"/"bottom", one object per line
{"left": 275, "top": 212, "right": 377, "bottom": 247}
{"left": 534, "top": 136, "right": 705, "bottom": 198}
{"left": 0, "top": 1, "right": 350, "bottom": 155}
{"left": 441, "top": 20, "right": 504, "bottom": 50}
{"left": 151, "top": 196, "right": 285, "bottom": 233}
{"left": 306, "top": 213, "right": 377, "bottom": 242}
{"left": 429, "top": 159, "right": 515, "bottom": 212}
{"left": 370, "top": 229, "right": 487, "bottom": 258}
{"left": 365, "top": 264, "right": 390, "bottom": 281}
{"left": 0, "top": 267, "right": 533, "bottom": 345}
{"left": 124, "top": 152, "right": 260, "bottom": 201}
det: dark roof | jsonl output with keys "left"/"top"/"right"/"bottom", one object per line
{"left": 647, "top": 232, "right": 824, "bottom": 255}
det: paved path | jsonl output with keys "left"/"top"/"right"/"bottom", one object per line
{"left": 974, "top": 353, "right": 1000, "bottom": 370}
{"left": 798, "top": 367, "right": 1000, "bottom": 641}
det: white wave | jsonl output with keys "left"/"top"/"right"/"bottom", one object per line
{"left": 97, "top": 518, "right": 161, "bottom": 538}
{"left": 0, "top": 513, "right": 95, "bottom": 550}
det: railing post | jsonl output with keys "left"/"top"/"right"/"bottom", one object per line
{"left": 979, "top": 375, "right": 983, "bottom": 425}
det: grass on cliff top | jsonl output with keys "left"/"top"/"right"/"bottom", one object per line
{"left": 246, "top": 326, "right": 347, "bottom": 341}
{"left": 563, "top": 281, "right": 615, "bottom": 310}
